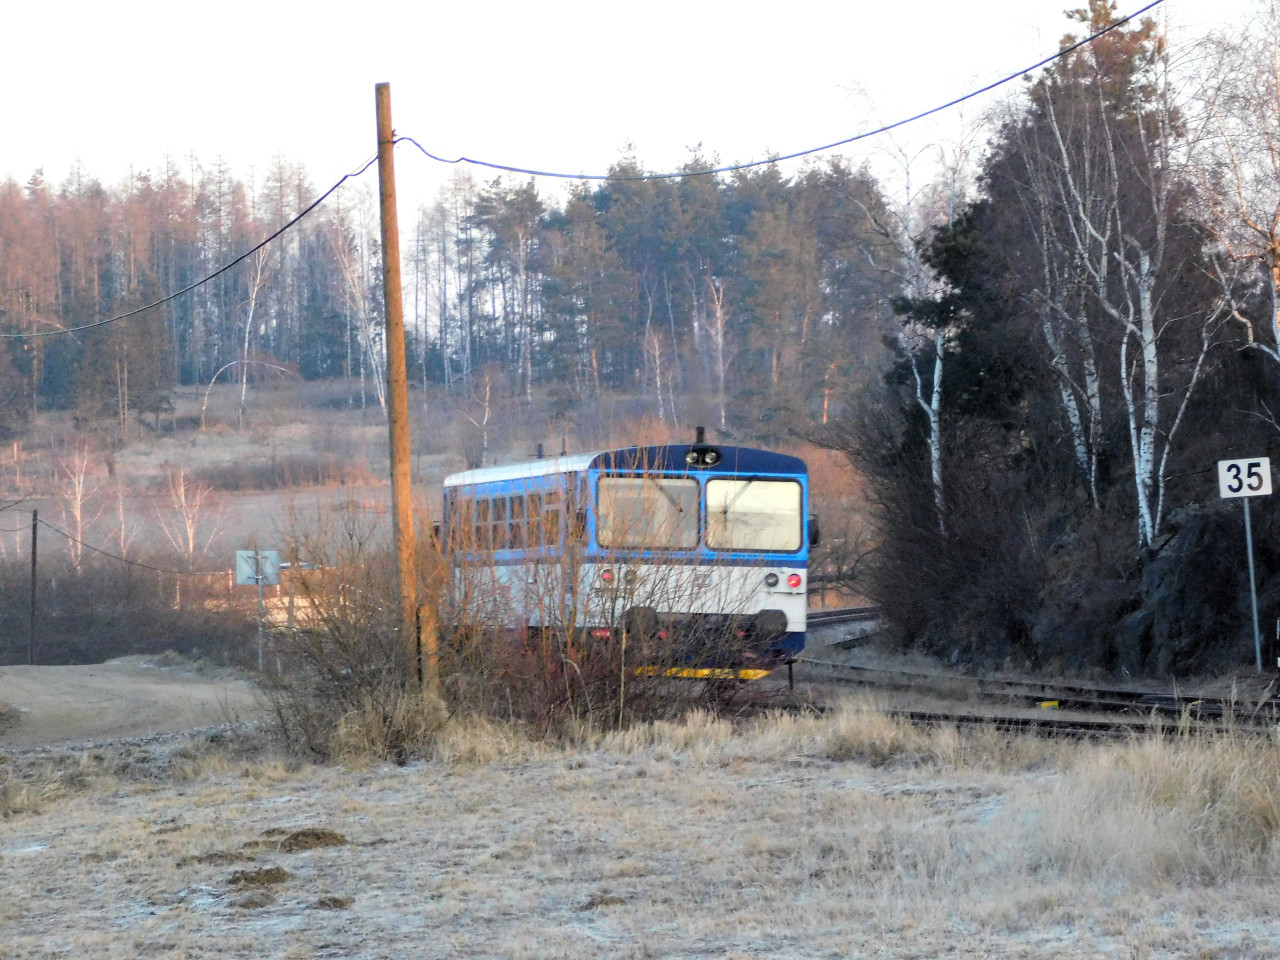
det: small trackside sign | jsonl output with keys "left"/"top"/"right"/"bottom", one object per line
{"left": 1218, "top": 458, "right": 1272, "bottom": 499}
{"left": 235, "top": 549, "right": 281, "bottom": 586}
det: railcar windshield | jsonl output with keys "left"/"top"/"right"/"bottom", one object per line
{"left": 706, "top": 479, "right": 803, "bottom": 552}
{"left": 597, "top": 476, "right": 699, "bottom": 549}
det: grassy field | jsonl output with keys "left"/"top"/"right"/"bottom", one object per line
{"left": 3, "top": 700, "right": 1280, "bottom": 959}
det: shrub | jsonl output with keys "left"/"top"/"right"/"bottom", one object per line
{"left": 184, "top": 454, "right": 375, "bottom": 492}
{"left": 0, "top": 555, "right": 255, "bottom": 667}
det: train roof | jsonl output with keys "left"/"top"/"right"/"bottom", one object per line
{"left": 444, "top": 453, "right": 598, "bottom": 488}
{"left": 443, "top": 445, "right": 807, "bottom": 488}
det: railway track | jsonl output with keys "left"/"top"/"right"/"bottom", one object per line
{"left": 807, "top": 605, "right": 882, "bottom": 628}
{"left": 799, "top": 606, "right": 1280, "bottom": 736}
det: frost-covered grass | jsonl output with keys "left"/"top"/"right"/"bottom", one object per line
{"left": 3, "top": 699, "right": 1280, "bottom": 958}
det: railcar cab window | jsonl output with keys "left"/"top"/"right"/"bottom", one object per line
{"left": 597, "top": 476, "right": 699, "bottom": 549}
{"left": 706, "top": 479, "right": 803, "bottom": 552}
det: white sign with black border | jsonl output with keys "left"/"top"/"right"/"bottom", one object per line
{"left": 1218, "top": 457, "right": 1272, "bottom": 499}
{"left": 1216, "top": 457, "right": 1272, "bottom": 674}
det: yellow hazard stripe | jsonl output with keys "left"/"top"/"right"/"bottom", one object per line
{"left": 634, "top": 667, "right": 772, "bottom": 681}
{"left": 1038, "top": 700, "right": 1059, "bottom": 709}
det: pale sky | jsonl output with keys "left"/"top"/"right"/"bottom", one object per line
{"left": 0, "top": 0, "right": 1259, "bottom": 216}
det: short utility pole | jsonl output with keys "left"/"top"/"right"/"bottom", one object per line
{"left": 29, "top": 508, "right": 38, "bottom": 665}
{"left": 375, "top": 82, "right": 431, "bottom": 685}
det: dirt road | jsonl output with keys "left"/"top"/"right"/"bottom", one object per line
{"left": 0, "top": 658, "right": 262, "bottom": 749}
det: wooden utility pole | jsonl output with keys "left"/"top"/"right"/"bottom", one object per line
{"left": 375, "top": 82, "right": 428, "bottom": 683}
{"left": 29, "top": 508, "right": 37, "bottom": 665}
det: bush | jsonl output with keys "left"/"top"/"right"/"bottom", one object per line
{"left": 261, "top": 490, "right": 786, "bottom": 762}
{"left": 259, "top": 500, "right": 447, "bottom": 762}
{"left": 0, "top": 556, "right": 255, "bottom": 666}
{"left": 183, "top": 453, "right": 375, "bottom": 492}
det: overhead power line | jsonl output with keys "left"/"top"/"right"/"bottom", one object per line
{"left": 36, "top": 518, "right": 215, "bottom": 577}
{"left": 0, "top": 1, "right": 1164, "bottom": 344}
{"left": 401, "top": 0, "right": 1166, "bottom": 182}
{"left": 0, "top": 154, "right": 379, "bottom": 342}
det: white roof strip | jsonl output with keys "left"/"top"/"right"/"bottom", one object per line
{"left": 444, "top": 452, "right": 600, "bottom": 488}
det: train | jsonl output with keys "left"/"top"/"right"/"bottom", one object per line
{"left": 441, "top": 430, "right": 816, "bottom": 679}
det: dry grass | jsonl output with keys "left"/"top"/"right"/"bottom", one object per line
{"left": 1024, "top": 725, "right": 1280, "bottom": 884}
{"left": 329, "top": 689, "right": 449, "bottom": 766}
{"left": 3, "top": 699, "right": 1280, "bottom": 958}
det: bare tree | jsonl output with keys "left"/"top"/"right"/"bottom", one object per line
{"left": 237, "top": 247, "right": 272, "bottom": 429}
{"left": 329, "top": 206, "right": 387, "bottom": 416}
{"left": 157, "top": 468, "right": 224, "bottom": 572}
{"left": 856, "top": 130, "right": 974, "bottom": 538}
{"left": 59, "top": 442, "right": 101, "bottom": 573}
{"left": 643, "top": 329, "right": 678, "bottom": 425}
{"left": 1033, "top": 24, "right": 1218, "bottom": 550}
{"left": 1196, "top": 11, "right": 1280, "bottom": 363}
{"left": 705, "top": 277, "right": 732, "bottom": 431}
{"left": 110, "top": 476, "right": 139, "bottom": 560}
{"left": 1003, "top": 102, "right": 1105, "bottom": 509}
{"left": 459, "top": 364, "right": 505, "bottom": 468}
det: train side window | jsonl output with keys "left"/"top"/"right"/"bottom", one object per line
{"left": 451, "top": 494, "right": 474, "bottom": 552}
{"left": 509, "top": 521, "right": 525, "bottom": 549}
{"left": 473, "top": 498, "right": 489, "bottom": 550}
{"left": 491, "top": 508, "right": 505, "bottom": 550}
{"left": 541, "top": 489, "right": 562, "bottom": 551}
{"left": 526, "top": 493, "right": 543, "bottom": 548}
{"left": 443, "top": 490, "right": 456, "bottom": 549}
{"left": 493, "top": 498, "right": 507, "bottom": 523}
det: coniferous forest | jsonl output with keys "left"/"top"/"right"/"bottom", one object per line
{"left": 6, "top": 0, "right": 1280, "bottom": 677}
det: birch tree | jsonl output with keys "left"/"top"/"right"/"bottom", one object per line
{"left": 1197, "top": 11, "right": 1280, "bottom": 363}
{"left": 1023, "top": 0, "right": 1218, "bottom": 550}
{"left": 329, "top": 206, "right": 386, "bottom": 415}
{"left": 59, "top": 442, "right": 101, "bottom": 573}
{"left": 237, "top": 246, "right": 271, "bottom": 429}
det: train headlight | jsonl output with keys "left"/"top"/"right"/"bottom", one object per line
{"left": 686, "top": 446, "right": 723, "bottom": 467}
{"left": 787, "top": 573, "right": 802, "bottom": 589}
{"left": 764, "top": 573, "right": 779, "bottom": 587}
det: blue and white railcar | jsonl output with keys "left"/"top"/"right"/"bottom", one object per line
{"left": 442, "top": 436, "right": 815, "bottom": 674}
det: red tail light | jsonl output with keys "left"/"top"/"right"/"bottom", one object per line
{"left": 590, "top": 628, "right": 612, "bottom": 639}
{"left": 787, "top": 573, "right": 802, "bottom": 588}
{"left": 600, "top": 568, "right": 614, "bottom": 584}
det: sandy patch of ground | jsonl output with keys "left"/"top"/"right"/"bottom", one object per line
{"left": 0, "top": 657, "right": 262, "bottom": 750}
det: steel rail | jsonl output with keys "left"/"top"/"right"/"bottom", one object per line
{"left": 794, "top": 655, "right": 1280, "bottom": 728}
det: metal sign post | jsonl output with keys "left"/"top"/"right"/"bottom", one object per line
{"left": 1218, "top": 458, "right": 1273, "bottom": 674}
{"left": 235, "top": 549, "right": 280, "bottom": 672}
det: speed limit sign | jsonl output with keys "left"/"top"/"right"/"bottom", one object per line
{"left": 1218, "top": 457, "right": 1272, "bottom": 674}
{"left": 1218, "top": 457, "right": 1272, "bottom": 498}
